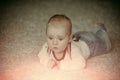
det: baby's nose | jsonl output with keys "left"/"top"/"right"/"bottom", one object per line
{"left": 53, "top": 39, "right": 58, "bottom": 45}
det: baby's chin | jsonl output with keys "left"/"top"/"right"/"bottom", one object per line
{"left": 52, "top": 49, "right": 64, "bottom": 54}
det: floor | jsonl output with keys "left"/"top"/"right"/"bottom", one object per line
{"left": 0, "top": 0, "right": 120, "bottom": 80}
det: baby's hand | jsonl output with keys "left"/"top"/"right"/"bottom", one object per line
{"left": 47, "top": 59, "right": 59, "bottom": 69}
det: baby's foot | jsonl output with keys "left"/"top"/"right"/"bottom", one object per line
{"left": 94, "top": 23, "right": 111, "bottom": 51}
{"left": 95, "top": 23, "right": 104, "bottom": 27}
{"left": 94, "top": 23, "right": 106, "bottom": 31}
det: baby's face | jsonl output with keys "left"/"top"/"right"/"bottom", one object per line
{"left": 46, "top": 25, "right": 71, "bottom": 54}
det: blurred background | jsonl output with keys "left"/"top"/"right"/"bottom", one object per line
{"left": 0, "top": 0, "right": 120, "bottom": 80}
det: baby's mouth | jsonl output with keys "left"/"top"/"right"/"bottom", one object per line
{"left": 53, "top": 47, "right": 58, "bottom": 50}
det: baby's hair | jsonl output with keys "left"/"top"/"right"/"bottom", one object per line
{"left": 46, "top": 14, "right": 72, "bottom": 36}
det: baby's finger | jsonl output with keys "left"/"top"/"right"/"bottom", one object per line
{"left": 47, "top": 60, "right": 56, "bottom": 68}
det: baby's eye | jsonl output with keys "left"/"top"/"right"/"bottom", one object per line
{"left": 58, "top": 38, "right": 64, "bottom": 41}
{"left": 48, "top": 37, "right": 53, "bottom": 40}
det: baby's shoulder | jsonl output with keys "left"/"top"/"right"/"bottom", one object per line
{"left": 42, "top": 42, "right": 48, "bottom": 48}
{"left": 38, "top": 42, "right": 49, "bottom": 56}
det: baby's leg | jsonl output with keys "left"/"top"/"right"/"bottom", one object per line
{"left": 72, "top": 24, "right": 111, "bottom": 58}
{"left": 92, "top": 24, "right": 111, "bottom": 54}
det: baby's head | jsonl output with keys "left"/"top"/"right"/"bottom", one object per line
{"left": 46, "top": 14, "right": 72, "bottom": 54}
{"left": 46, "top": 14, "right": 72, "bottom": 36}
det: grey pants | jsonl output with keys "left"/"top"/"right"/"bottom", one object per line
{"left": 73, "top": 26, "right": 111, "bottom": 57}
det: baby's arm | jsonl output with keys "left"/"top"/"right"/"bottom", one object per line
{"left": 38, "top": 43, "right": 59, "bottom": 70}
{"left": 38, "top": 43, "right": 50, "bottom": 67}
